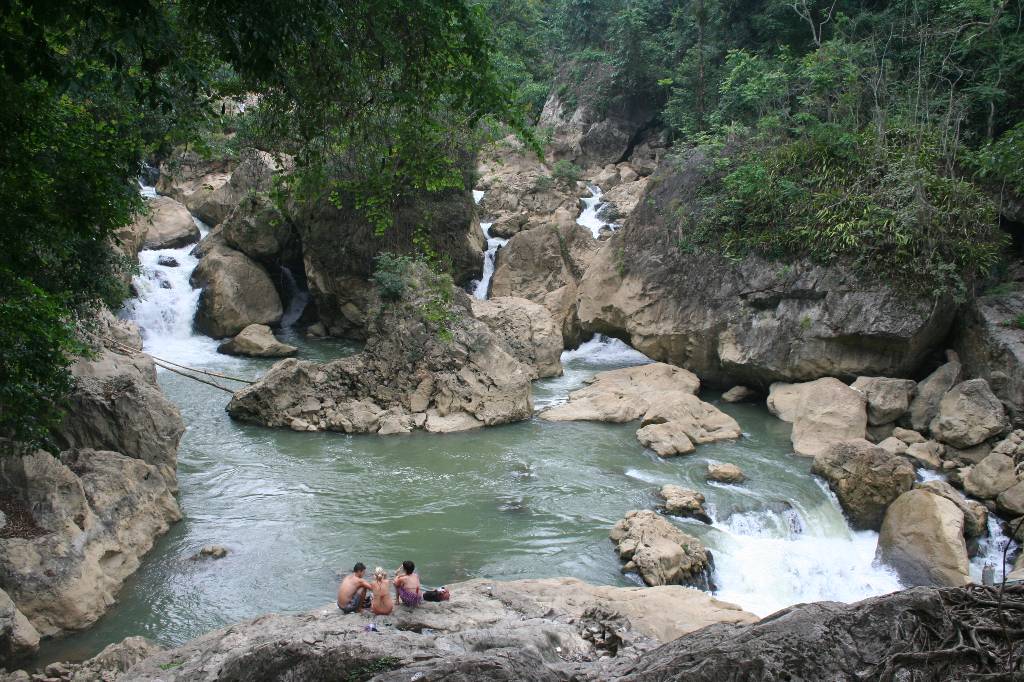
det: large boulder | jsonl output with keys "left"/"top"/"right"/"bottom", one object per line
{"left": 929, "top": 379, "right": 1008, "bottom": 448}
{"left": 658, "top": 485, "right": 711, "bottom": 524}
{"left": 227, "top": 263, "right": 532, "bottom": 433}
{"left": 0, "top": 448, "right": 181, "bottom": 637}
{"left": 0, "top": 588, "right": 39, "bottom": 665}
{"left": 576, "top": 148, "right": 956, "bottom": 388}
{"left": 914, "top": 480, "right": 988, "bottom": 539}
{"left": 490, "top": 215, "right": 599, "bottom": 346}
{"left": 850, "top": 377, "right": 916, "bottom": 426}
{"left": 137, "top": 195, "right": 200, "bottom": 250}
{"left": 811, "top": 439, "right": 915, "bottom": 530}
{"left": 963, "top": 453, "right": 1018, "bottom": 499}
{"left": 787, "top": 378, "right": 868, "bottom": 457}
{"left": 877, "top": 489, "right": 970, "bottom": 587}
{"left": 221, "top": 193, "right": 297, "bottom": 264}
{"left": 906, "top": 355, "right": 962, "bottom": 432}
{"left": 470, "top": 297, "right": 563, "bottom": 379}
{"left": 121, "top": 578, "right": 754, "bottom": 681}
{"left": 156, "top": 148, "right": 234, "bottom": 221}
{"left": 609, "top": 511, "right": 713, "bottom": 589}
{"left": 476, "top": 139, "right": 580, "bottom": 224}
{"left": 954, "top": 286, "right": 1024, "bottom": 427}
{"left": 217, "top": 324, "right": 297, "bottom": 358}
{"left": 190, "top": 241, "right": 283, "bottom": 338}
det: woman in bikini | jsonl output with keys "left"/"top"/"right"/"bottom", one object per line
{"left": 369, "top": 567, "right": 395, "bottom": 615}
{"left": 394, "top": 560, "right": 423, "bottom": 607}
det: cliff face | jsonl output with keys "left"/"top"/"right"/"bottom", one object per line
{"left": 576, "top": 148, "right": 957, "bottom": 388}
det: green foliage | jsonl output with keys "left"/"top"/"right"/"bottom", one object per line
{"left": 344, "top": 657, "right": 401, "bottom": 682}
{"left": 372, "top": 253, "right": 457, "bottom": 341}
{"left": 687, "top": 120, "right": 1004, "bottom": 298}
{"left": 372, "top": 254, "right": 414, "bottom": 301}
{"left": 552, "top": 160, "right": 583, "bottom": 184}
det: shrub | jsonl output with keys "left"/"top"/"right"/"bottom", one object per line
{"left": 372, "top": 253, "right": 413, "bottom": 301}
{"left": 552, "top": 159, "right": 583, "bottom": 184}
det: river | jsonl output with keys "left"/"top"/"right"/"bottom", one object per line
{"left": 36, "top": 184, "right": 1015, "bottom": 664}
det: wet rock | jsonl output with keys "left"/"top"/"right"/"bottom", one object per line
{"left": 640, "top": 395, "right": 743, "bottom": 446}
{"left": 788, "top": 378, "right": 868, "bottom": 457}
{"left": 193, "top": 545, "right": 228, "bottom": 560}
{"left": 963, "top": 453, "right": 1018, "bottom": 499}
{"left": 191, "top": 241, "right": 283, "bottom": 338}
{"left": 157, "top": 255, "right": 179, "bottom": 267}
{"left": 123, "top": 577, "right": 754, "bottom": 681}
{"left": 991, "top": 428, "right": 1024, "bottom": 459}
{"left": 487, "top": 212, "right": 529, "bottom": 239}
{"left": 136, "top": 195, "right": 200, "bottom": 250}
{"left": 811, "top": 439, "right": 915, "bottom": 530}
{"left": 914, "top": 480, "right": 988, "bottom": 539}
{"left": 721, "top": 386, "right": 756, "bottom": 403}
{"left": 850, "top": 377, "right": 916, "bottom": 426}
{"left": 609, "top": 511, "right": 713, "bottom": 588}
{"left": 227, "top": 264, "right": 532, "bottom": 434}
{"left": 0, "top": 449, "right": 181, "bottom": 637}
{"left": 221, "top": 193, "right": 295, "bottom": 263}
{"left": 657, "top": 486, "right": 711, "bottom": 524}
{"left": 907, "top": 355, "right": 962, "bottom": 433}
{"left": 0, "top": 587, "right": 40, "bottom": 664}
{"left": 636, "top": 423, "right": 695, "bottom": 457}
{"left": 878, "top": 489, "right": 970, "bottom": 587}
{"left": 944, "top": 442, "right": 991, "bottom": 465}
{"left": 470, "top": 297, "right": 563, "bottom": 379}
{"left": 217, "top": 324, "right": 297, "bottom": 358}
{"left": 706, "top": 463, "right": 745, "bottom": 484}
{"left": 930, "top": 379, "right": 1008, "bottom": 448}
{"left": 188, "top": 149, "right": 289, "bottom": 227}
{"left": 997, "top": 480, "right": 1024, "bottom": 516}
{"left": 600, "top": 177, "right": 650, "bottom": 224}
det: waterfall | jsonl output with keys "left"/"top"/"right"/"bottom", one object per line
{"left": 970, "top": 515, "right": 1020, "bottom": 583}
{"left": 469, "top": 189, "right": 507, "bottom": 300}
{"left": 279, "top": 266, "right": 311, "bottom": 328}
{"left": 710, "top": 484, "right": 904, "bottom": 616}
{"left": 121, "top": 185, "right": 225, "bottom": 365}
{"left": 576, "top": 184, "right": 614, "bottom": 238}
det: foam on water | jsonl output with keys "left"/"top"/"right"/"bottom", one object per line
{"left": 711, "top": 495, "right": 904, "bottom": 616}
{"left": 473, "top": 189, "right": 485, "bottom": 204}
{"left": 970, "top": 514, "right": 1020, "bottom": 583}
{"left": 561, "top": 334, "right": 651, "bottom": 366}
{"left": 534, "top": 335, "right": 653, "bottom": 410}
{"left": 471, "top": 222, "right": 507, "bottom": 300}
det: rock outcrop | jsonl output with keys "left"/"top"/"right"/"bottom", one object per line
{"left": 539, "top": 363, "right": 740, "bottom": 453}
{"left": 609, "top": 511, "right": 713, "bottom": 588}
{"left": 118, "top": 577, "right": 755, "bottom": 682}
{"left": 914, "top": 480, "right": 988, "bottom": 540}
{"left": 221, "top": 193, "right": 297, "bottom": 265}
{"left": 615, "top": 585, "right": 1023, "bottom": 681}
{"left": 811, "top": 439, "right": 915, "bottom": 530}
{"left": 470, "top": 297, "right": 563, "bottom": 379}
{"left": 963, "top": 452, "right": 1018, "bottom": 500}
{"left": 706, "top": 463, "right": 745, "bottom": 484}
{"left": 877, "top": 489, "right": 970, "bottom": 587}
{"left": 954, "top": 286, "right": 1024, "bottom": 427}
{"left": 929, "top": 379, "right": 1008, "bottom": 448}
{"left": 217, "top": 324, "right": 297, "bottom": 358}
{"left": 0, "top": 588, "right": 39, "bottom": 665}
{"left": 576, "top": 148, "right": 956, "bottom": 387}
{"left": 657, "top": 485, "right": 711, "bottom": 524}
{"left": 227, "top": 264, "right": 532, "bottom": 433}
{"left": 490, "top": 215, "right": 599, "bottom": 346}
{"left": 850, "top": 377, "right": 916, "bottom": 426}
{"left": 125, "top": 195, "right": 201, "bottom": 251}
{"left": 190, "top": 237, "right": 283, "bottom": 338}
{"left": 907, "top": 355, "right": 962, "bottom": 432}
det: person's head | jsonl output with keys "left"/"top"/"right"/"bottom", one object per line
{"left": 374, "top": 566, "right": 387, "bottom": 581}
{"left": 402, "top": 560, "right": 415, "bottom": 575}
{"left": 353, "top": 562, "right": 366, "bottom": 576}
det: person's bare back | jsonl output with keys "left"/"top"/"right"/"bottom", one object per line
{"left": 394, "top": 560, "right": 422, "bottom": 607}
{"left": 337, "top": 563, "right": 372, "bottom": 613}
{"left": 370, "top": 567, "right": 394, "bottom": 615}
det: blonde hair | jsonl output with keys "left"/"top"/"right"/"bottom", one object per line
{"left": 373, "top": 567, "right": 387, "bottom": 581}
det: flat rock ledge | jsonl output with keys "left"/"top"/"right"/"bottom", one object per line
{"left": 540, "top": 364, "right": 740, "bottom": 455}
{"left": 113, "top": 578, "right": 756, "bottom": 681}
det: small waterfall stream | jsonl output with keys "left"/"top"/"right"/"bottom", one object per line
{"left": 470, "top": 189, "right": 507, "bottom": 300}
{"left": 576, "top": 183, "right": 615, "bottom": 237}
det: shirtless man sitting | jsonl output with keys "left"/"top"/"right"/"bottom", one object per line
{"left": 337, "top": 562, "right": 373, "bottom": 613}
{"left": 394, "top": 560, "right": 422, "bottom": 607}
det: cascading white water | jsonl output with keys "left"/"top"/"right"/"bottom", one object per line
{"left": 534, "top": 334, "right": 653, "bottom": 411}
{"left": 709, "top": 485, "right": 904, "bottom": 616}
{"left": 970, "top": 515, "right": 1020, "bottom": 583}
{"left": 278, "top": 266, "right": 311, "bottom": 328}
{"left": 472, "top": 222, "right": 507, "bottom": 300}
{"left": 576, "top": 184, "right": 614, "bottom": 238}
{"left": 121, "top": 206, "right": 226, "bottom": 366}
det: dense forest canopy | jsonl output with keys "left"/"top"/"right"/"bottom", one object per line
{"left": 1, "top": 0, "right": 1022, "bottom": 447}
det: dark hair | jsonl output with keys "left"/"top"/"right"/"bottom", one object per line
{"left": 402, "top": 560, "right": 415, "bottom": 574}
{"left": 353, "top": 562, "right": 366, "bottom": 573}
